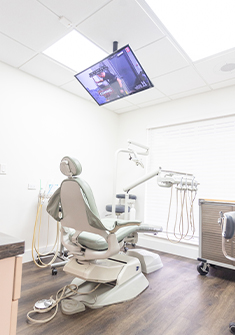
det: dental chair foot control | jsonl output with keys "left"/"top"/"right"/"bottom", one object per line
{"left": 61, "top": 299, "right": 85, "bottom": 315}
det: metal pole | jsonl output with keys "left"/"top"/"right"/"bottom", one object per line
{"left": 113, "top": 41, "right": 118, "bottom": 52}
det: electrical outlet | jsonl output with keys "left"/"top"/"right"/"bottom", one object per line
{"left": 28, "top": 183, "right": 36, "bottom": 190}
{"left": 0, "top": 164, "right": 7, "bottom": 174}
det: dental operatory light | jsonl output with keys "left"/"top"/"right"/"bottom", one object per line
{"left": 145, "top": 0, "right": 235, "bottom": 61}
{"left": 43, "top": 30, "right": 107, "bottom": 72}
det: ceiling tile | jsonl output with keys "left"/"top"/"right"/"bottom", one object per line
{"left": 61, "top": 79, "right": 94, "bottom": 101}
{"left": 170, "top": 86, "right": 211, "bottom": 100}
{"left": 0, "top": 32, "right": 36, "bottom": 68}
{"left": 135, "top": 37, "right": 190, "bottom": 79}
{"left": 0, "top": 0, "right": 68, "bottom": 51}
{"left": 102, "top": 97, "right": 135, "bottom": 111}
{"left": 20, "top": 54, "right": 75, "bottom": 86}
{"left": 114, "top": 105, "right": 140, "bottom": 114}
{"left": 194, "top": 49, "right": 235, "bottom": 85}
{"left": 152, "top": 66, "right": 207, "bottom": 96}
{"left": 76, "top": 0, "right": 165, "bottom": 53}
{"left": 137, "top": 96, "right": 170, "bottom": 108}
{"left": 37, "top": 0, "right": 112, "bottom": 26}
{"left": 0, "top": 0, "right": 235, "bottom": 113}
{"left": 125, "top": 87, "right": 165, "bottom": 104}
{"left": 211, "top": 78, "right": 235, "bottom": 90}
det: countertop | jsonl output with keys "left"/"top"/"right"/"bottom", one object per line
{"left": 0, "top": 232, "right": 25, "bottom": 260}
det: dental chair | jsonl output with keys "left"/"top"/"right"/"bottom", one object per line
{"left": 47, "top": 156, "right": 162, "bottom": 315}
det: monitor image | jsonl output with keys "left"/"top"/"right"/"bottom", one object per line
{"left": 74, "top": 44, "right": 153, "bottom": 106}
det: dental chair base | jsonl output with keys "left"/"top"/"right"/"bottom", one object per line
{"left": 63, "top": 252, "right": 143, "bottom": 283}
{"left": 61, "top": 252, "right": 149, "bottom": 315}
{"left": 126, "top": 249, "right": 163, "bottom": 274}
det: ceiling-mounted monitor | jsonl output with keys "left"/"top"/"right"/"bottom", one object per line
{"left": 74, "top": 44, "right": 153, "bottom": 106}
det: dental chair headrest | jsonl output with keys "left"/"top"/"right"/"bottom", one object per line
{"left": 60, "top": 156, "right": 82, "bottom": 177}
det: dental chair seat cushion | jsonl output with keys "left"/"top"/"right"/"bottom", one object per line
{"left": 70, "top": 225, "right": 138, "bottom": 251}
{"left": 106, "top": 204, "right": 130, "bottom": 213}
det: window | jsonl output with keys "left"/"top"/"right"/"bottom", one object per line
{"left": 145, "top": 114, "right": 235, "bottom": 243}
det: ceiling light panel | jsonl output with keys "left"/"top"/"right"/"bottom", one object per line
{"left": 145, "top": 0, "right": 235, "bottom": 61}
{"left": 43, "top": 30, "right": 108, "bottom": 72}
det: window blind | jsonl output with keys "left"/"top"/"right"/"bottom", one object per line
{"left": 144, "top": 115, "right": 235, "bottom": 241}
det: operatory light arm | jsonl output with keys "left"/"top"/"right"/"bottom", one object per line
{"left": 123, "top": 168, "right": 161, "bottom": 220}
{"left": 122, "top": 168, "right": 198, "bottom": 219}
{"left": 123, "top": 168, "right": 161, "bottom": 193}
{"left": 127, "top": 139, "right": 149, "bottom": 155}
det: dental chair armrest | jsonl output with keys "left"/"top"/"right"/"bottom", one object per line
{"left": 136, "top": 225, "right": 163, "bottom": 233}
{"left": 116, "top": 219, "right": 141, "bottom": 227}
{"left": 101, "top": 217, "right": 141, "bottom": 233}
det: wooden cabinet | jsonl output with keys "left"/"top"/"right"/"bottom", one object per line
{"left": 199, "top": 199, "right": 235, "bottom": 268}
{"left": 0, "top": 233, "right": 24, "bottom": 335}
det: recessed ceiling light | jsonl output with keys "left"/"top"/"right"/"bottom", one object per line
{"left": 145, "top": 0, "right": 235, "bottom": 61}
{"left": 214, "top": 59, "right": 235, "bottom": 74}
{"left": 43, "top": 30, "right": 108, "bottom": 72}
{"left": 220, "top": 63, "right": 235, "bottom": 72}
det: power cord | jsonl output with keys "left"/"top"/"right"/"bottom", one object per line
{"left": 27, "top": 282, "right": 101, "bottom": 324}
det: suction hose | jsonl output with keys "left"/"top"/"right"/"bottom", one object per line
{"left": 32, "top": 196, "right": 60, "bottom": 268}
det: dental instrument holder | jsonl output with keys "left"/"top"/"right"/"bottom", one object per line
{"left": 124, "top": 167, "right": 198, "bottom": 193}
{"left": 123, "top": 168, "right": 198, "bottom": 238}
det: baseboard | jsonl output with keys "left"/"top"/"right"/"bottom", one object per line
{"left": 137, "top": 233, "right": 199, "bottom": 260}
{"left": 23, "top": 249, "right": 33, "bottom": 263}
{"left": 23, "top": 245, "right": 56, "bottom": 263}
{"left": 24, "top": 235, "right": 199, "bottom": 264}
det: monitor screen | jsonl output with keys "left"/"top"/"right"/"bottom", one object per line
{"left": 74, "top": 44, "right": 153, "bottom": 106}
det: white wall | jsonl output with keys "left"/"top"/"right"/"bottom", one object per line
{"left": 1, "top": 59, "right": 235, "bottom": 262}
{"left": 0, "top": 61, "right": 119, "bottom": 260}
{"left": 118, "top": 86, "right": 235, "bottom": 258}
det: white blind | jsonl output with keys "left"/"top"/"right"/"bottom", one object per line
{"left": 144, "top": 115, "right": 235, "bottom": 239}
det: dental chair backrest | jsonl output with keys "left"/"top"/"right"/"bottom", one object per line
{"left": 59, "top": 156, "right": 108, "bottom": 238}
{"left": 47, "top": 156, "right": 141, "bottom": 261}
